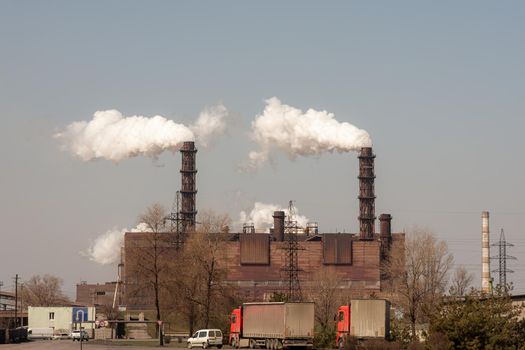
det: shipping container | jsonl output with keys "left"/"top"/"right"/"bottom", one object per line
{"left": 229, "top": 302, "right": 314, "bottom": 349}
{"left": 336, "top": 299, "right": 390, "bottom": 348}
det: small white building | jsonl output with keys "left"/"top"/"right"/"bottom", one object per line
{"left": 28, "top": 306, "right": 96, "bottom": 334}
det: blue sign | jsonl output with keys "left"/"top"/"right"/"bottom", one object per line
{"left": 72, "top": 307, "right": 88, "bottom": 322}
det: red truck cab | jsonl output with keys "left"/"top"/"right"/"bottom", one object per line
{"left": 335, "top": 305, "right": 350, "bottom": 348}
{"left": 229, "top": 307, "right": 242, "bottom": 346}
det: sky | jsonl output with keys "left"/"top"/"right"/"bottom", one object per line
{"left": 0, "top": 1, "right": 524, "bottom": 297}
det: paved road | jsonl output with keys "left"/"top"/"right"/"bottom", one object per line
{"left": 0, "top": 340, "right": 189, "bottom": 349}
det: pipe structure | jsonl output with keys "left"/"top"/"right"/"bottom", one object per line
{"left": 180, "top": 141, "right": 197, "bottom": 235}
{"left": 358, "top": 147, "right": 376, "bottom": 240}
{"left": 482, "top": 211, "right": 491, "bottom": 293}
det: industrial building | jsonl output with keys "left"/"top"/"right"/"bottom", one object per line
{"left": 0, "top": 290, "right": 27, "bottom": 327}
{"left": 120, "top": 142, "right": 404, "bottom": 310}
{"left": 28, "top": 306, "right": 95, "bottom": 333}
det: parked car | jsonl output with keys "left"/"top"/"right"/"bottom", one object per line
{"left": 71, "top": 330, "right": 89, "bottom": 341}
{"left": 52, "top": 330, "right": 71, "bottom": 340}
{"left": 187, "top": 329, "right": 223, "bottom": 349}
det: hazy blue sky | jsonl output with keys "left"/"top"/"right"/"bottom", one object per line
{"left": 1, "top": 1, "right": 524, "bottom": 297}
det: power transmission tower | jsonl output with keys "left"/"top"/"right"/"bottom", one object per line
{"left": 164, "top": 191, "right": 185, "bottom": 249}
{"left": 281, "top": 200, "right": 303, "bottom": 301}
{"left": 491, "top": 229, "right": 516, "bottom": 289}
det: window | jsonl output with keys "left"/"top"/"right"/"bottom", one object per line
{"left": 49, "top": 312, "right": 55, "bottom": 320}
{"left": 216, "top": 331, "right": 222, "bottom": 337}
{"left": 338, "top": 312, "right": 344, "bottom": 322}
{"left": 198, "top": 331, "right": 207, "bottom": 338}
{"left": 209, "top": 331, "right": 216, "bottom": 337}
{"left": 193, "top": 332, "right": 198, "bottom": 338}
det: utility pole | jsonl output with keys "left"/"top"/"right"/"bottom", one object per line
{"left": 0, "top": 281, "right": 3, "bottom": 311}
{"left": 14, "top": 274, "right": 18, "bottom": 328}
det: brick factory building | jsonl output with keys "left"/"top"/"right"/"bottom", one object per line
{"left": 119, "top": 142, "right": 404, "bottom": 310}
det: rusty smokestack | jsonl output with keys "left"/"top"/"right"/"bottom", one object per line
{"left": 481, "top": 211, "right": 491, "bottom": 293}
{"left": 273, "top": 211, "right": 285, "bottom": 241}
{"left": 358, "top": 147, "right": 376, "bottom": 240}
{"left": 180, "top": 141, "right": 197, "bottom": 234}
{"left": 379, "top": 214, "right": 392, "bottom": 259}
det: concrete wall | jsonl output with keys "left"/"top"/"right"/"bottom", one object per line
{"left": 28, "top": 307, "right": 95, "bottom": 332}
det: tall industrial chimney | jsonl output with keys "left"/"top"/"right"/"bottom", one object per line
{"left": 273, "top": 211, "right": 285, "bottom": 241}
{"left": 358, "top": 147, "right": 376, "bottom": 240}
{"left": 481, "top": 211, "right": 491, "bottom": 293}
{"left": 180, "top": 141, "right": 197, "bottom": 234}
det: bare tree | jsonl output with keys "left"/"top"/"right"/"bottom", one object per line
{"left": 306, "top": 268, "right": 342, "bottom": 348}
{"left": 21, "top": 274, "right": 70, "bottom": 307}
{"left": 383, "top": 229, "right": 453, "bottom": 338}
{"left": 172, "top": 211, "right": 233, "bottom": 332}
{"left": 126, "top": 203, "right": 174, "bottom": 345}
{"left": 448, "top": 265, "right": 473, "bottom": 297}
{"left": 186, "top": 212, "right": 230, "bottom": 328}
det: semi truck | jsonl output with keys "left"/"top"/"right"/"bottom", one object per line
{"left": 335, "top": 299, "right": 390, "bottom": 348}
{"left": 229, "top": 302, "right": 314, "bottom": 349}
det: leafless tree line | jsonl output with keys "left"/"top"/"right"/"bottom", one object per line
{"left": 125, "top": 204, "right": 239, "bottom": 338}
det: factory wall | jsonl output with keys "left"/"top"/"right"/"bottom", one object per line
{"left": 76, "top": 282, "right": 121, "bottom": 307}
{"left": 121, "top": 231, "right": 403, "bottom": 308}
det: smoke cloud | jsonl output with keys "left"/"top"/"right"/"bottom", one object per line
{"left": 239, "top": 202, "right": 310, "bottom": 232}
{"left": 55, "top": 104, "right": 228, "bottom": 162}
{"left": 83, "top": 223, "right": 149, "bottom": 265}
{"left": 248, "top": 97, "right": 372, "bottom": 168}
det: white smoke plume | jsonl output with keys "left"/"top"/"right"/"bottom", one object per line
{"left": 84, "top": 223, "right": 149, "bottom": 265}
{"left": 248, "top": 97, "right": 372, "bottom": 168}
{"left": 55, "top": 104, "right": 228, "bottom": 162}
{"left": 239, "top": 202, "right": 310, "bottom": 232}
{"left": 190, "top": 104, "right": 228, "bottom": 147}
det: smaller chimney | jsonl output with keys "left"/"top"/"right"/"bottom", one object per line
{"left": 379, "top": 214, "right": 392, "bottom": 237}
{"left": 273, "top": 211, "right": 285, "bottom": 241}
{"left": 379, "top": 214, "right": 392, "bottom": 260}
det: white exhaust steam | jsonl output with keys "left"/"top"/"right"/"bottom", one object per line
{"left": 248, "top": 97, "right": 372, "bottom": 168}
{"left": 83, "top": 223, "right": 149, "bottom": 265}
{"left": 239, "top": 202, "right": 310, "bottom": 232}
{"left": 55, "top": 104, "right": 228, "bottom": 162}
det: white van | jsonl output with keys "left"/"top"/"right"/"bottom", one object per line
{"left": 28, "top": 328, "right": 53, "bottom": 340}
{"left": 187, "top": 329, "right": 223, "bottom": 349}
